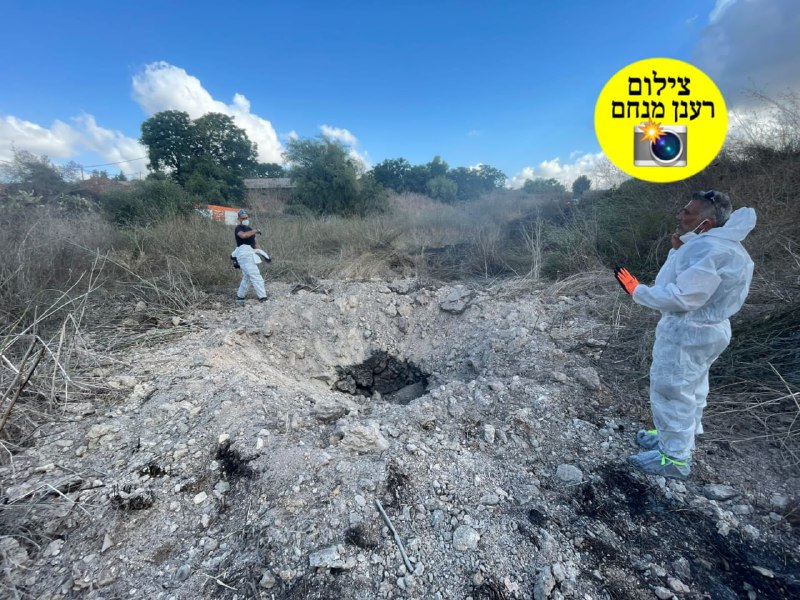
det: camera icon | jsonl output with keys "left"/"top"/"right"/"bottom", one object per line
{"left": 634, "top": 124, "right": 687, "bottom": 167}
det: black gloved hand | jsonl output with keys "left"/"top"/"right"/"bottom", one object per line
{"left": 256, "top": 230, "right": 262, "bottom": 235}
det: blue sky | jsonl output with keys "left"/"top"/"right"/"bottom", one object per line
{"left": 1, "top": 0, "right": 797, "bottom": 186}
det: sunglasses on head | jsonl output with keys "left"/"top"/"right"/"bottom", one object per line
{"left": 695, "top": 190, "right": 718, "bottom": 204}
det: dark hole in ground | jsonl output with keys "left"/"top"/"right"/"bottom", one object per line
{"left": 473, "top": 578, "right": 510, "bottom": 600}
{"left": 344, "top": 524, "right": 380, "bottom": 549}
{"left": 384, "top": 460, "right": 411, "bottom": 509}
{"left": 216, "top": 440, "right": 255, "bottom": 480}
{"left": 333, "top": 350, "right": 429, "bottom": 405}
{"left": 139, "top": 461, "right": 167, "bottom": 478}
{"left": 572, "top": 466, "right": 800, "bottom": 599}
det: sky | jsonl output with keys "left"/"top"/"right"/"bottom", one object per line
{"left": 1, "top": 0, "right": 798, "bottom": 187}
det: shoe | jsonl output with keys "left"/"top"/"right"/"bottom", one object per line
{"left": 636, "top": 429, "right": 659, "bottom": 450}
{"left": 258, "top": 296, "right": 268, "bottom": 303}
{"left": 236, "top": 296, "right": 245, "bottom": 305}
{"left": 628, "top": 450, "right": 691, "bottom": 480}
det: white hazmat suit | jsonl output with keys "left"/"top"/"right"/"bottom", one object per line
{"left": 232, "top": 244, "right": 267, "bottom": 301}
{"left": 632, "top": 207, "right": 756, "bottom": 460}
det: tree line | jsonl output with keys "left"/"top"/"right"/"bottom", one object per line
{"left": 2, "top": 109, "right": 590, "bottom": 223}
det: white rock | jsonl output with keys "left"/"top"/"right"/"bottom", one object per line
{"left": 533, "top": 566, "right": 556, "bottom": 600}
{"left": 702, "top": 484, "right": 738, "bottom": 501}
{"left": 452, "top": 525, "right": 480, "bottom": 551}
{"left": 193, "top": 492, "right": 208, "bottom": 505}
{"left": 555, "top": 464, "right": 583, "bottom": 484}
{"left": 338, "top": 422, "right": 390, "bottom": 454}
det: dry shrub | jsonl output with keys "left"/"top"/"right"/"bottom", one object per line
{"left": 0, "top": 207, "right": 124, "bottom": 329}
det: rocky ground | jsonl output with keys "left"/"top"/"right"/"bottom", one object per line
{"left": 1, "top": 279, "right": 798, "bottom": 599}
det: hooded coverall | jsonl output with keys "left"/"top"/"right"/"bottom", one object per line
{"left": 232, "top": 244, "right": 267, "bottom": 300}
{"left": 631, "top": 207, "right": 756, "bottom": 460}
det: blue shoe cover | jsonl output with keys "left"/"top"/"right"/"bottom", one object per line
{"left": 636, "top": 429, "right": 659, "bottom": 450}
{"left": 628, "top": 450, "right": 691, "bottom": 480}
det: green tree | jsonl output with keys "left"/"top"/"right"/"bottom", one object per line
{"left": 404, "top": 164, "right": 431, "bottom": 195}
{"left": 285, "top": 137, "right": 385, "bottom": 216}
{"left": 140, "top": 110, "right": 195, "bottom": 179}
{"left": 250, "top": 162, "right": 286, "bottom": 178}
{"left": 113, "top": 171, "right": 128, "bottom": 182}
{"left": 572, "top": 175, "right": 591, "bottom": 197}
{"left": 426, "top": 155, "right": 449, "bottom": 179}
{"left": 139, "top": 110, "right": 258, "bottom": 203}
{"left": 425, "top": 175, "right": 458, "bottom": 202}
{"left": 522, "top": 177, "right": 567, "bottom": 194}
{"left": 371, "top": 158, "right": 412, "bottom": 192}
{"left": 192, "top": 113, "right": 258, "bottom": 177}
{"left": 448, "top": 164, "right": 506, "bottom": 201}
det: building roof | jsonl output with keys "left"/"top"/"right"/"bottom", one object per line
{"left": 244, "top": 178, "right": 294, "bottom": 189}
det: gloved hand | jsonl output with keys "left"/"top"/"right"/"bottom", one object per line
{"left": 256, "top": 230, "right": 262, "bottom": 235}
{"left": 614, "top": 265, "right": 639, "bottom": 295}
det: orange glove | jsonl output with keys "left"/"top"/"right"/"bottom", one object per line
{"left": 614, "top": 265, "right": 639, "bottom": 295}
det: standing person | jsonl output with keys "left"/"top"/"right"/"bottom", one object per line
{"left": 232, "top": 209, "right": 268, "bottom": 303}
{"left": 614, "top": 191, "right": 756, "bottom": 479}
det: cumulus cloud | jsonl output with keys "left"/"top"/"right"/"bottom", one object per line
{"left": 694, "top": 0, "right": 800, "bottom": 104}
{"left": 0, "top": 114, "right": 147, "bottom": 177}
{"left": 508, "top": 151, "right": 624, "bottom": 190}
{"left": 0, "top": 116, "right": 78, "bottom": 161}
{"left": 132, "top": 61, "right": 283, "bottom": 163}
{"left": 319, "top": 124, "right": 371, "bottom": 169}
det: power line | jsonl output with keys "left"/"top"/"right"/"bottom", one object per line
{"left": 81, "top": 156, "right": 148, "bottom": 168}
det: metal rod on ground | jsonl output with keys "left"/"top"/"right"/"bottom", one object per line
{"left": 375, "top": 498, "right": 415, "bottom": 574}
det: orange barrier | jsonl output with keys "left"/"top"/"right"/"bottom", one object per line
{"left": 196, "top": 204, "right": 242, "bottom": 226}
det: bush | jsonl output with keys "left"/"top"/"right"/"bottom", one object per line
{"left": 286, "top": 138, "right": 386, "bottom": 216}
{"left": 99, "top": 179, "right": 195, "bottom": 225}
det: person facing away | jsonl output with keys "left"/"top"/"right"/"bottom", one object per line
{"left": 232, "top": 209, "right": 268, "bottom": 303}
{"left": 614, "top": 190, "right": 756, "bottom": 479}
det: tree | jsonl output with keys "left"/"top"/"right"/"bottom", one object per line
{"left": 192, "top": 113, "right": 258, "bottom": 176}
{"left": 139, "top": 110, "right": 258, "bottom": 203}
{"left": 404, "top": 164, "right": 431, "bottom": 195}
{"left": 113, "top": 171, "right": 128, "bottom": 182}
{"left": 522, "top": 177, "right": 567, "bottom": 194}
{"left": 448, "top": 164, "right": 506, "bottom": 201}
{"left": 371, "top": 158, "right": 412, "bottom": 192}
{"left": 572, "top": 175, "right": 591, "bottom": 197}
{"left": 426, "top": 155, "right": 449, "bottom": 179}
{"left": 426, "top": 176, "right": 458, "bottom": 202}
{"left": 0, "top": 149, "right": 68, "bottom": 198}
{"left": 285, "top": 137, "right": 385, "bottom": 216}
{"left": 250, "top": 162, "right": 286, "bottom": 178}
{"left": 140, "top": 110, "right": 195, "bottom": 179}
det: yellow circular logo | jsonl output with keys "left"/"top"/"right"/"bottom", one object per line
{"left": 594, "top": 57, "right": 727, "bottom": 183}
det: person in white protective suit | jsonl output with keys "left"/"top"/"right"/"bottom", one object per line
{"left": 614, "top": 190, "right": 755, "bottom": 479}
{"left": 232, "top": 209, "right": 271, "bottom": 304}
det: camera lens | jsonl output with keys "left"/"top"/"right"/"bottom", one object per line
{"left": 650, "top": 132, "right": 682, "bottom": 164}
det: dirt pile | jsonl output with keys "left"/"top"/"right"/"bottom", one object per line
{"left": 1, "top": 279, "right": 798, "bottom": 599}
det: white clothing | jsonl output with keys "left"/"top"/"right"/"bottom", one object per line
{"left": 632, "top": 207, "right": 756, "bottom": 459}
{"left": 232, "top": 245, "right": 267, "bottom": 299}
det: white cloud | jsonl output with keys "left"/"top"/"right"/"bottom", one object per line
{"left": 694, "top": 0, "right": 800, "bottom": 104}
{"left": 320, "top": 124, "right": 357, "bottom": 146}
{"left": 131, "top": 61, "right": 283, "bottom": 163}
{"left": 72, "top": 115, "right": 148, "bottom": 175}
{"left": 0, "top": 114, "right": 147, "bottom": 177}
{"left": 508, "top": 151, "right": 624, "bottom": 190}
{"left": 709, "top": 0, "right": 738, "bottom": 24}
{"left": 0, "top": 116, "right": 78, "bottom": 161}
{"left": 319, "top": 124, "right": 371, "bottom": 169}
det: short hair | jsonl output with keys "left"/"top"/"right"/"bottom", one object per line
{"left": 692, "top": 190, "right": 732, "bottom": 226}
